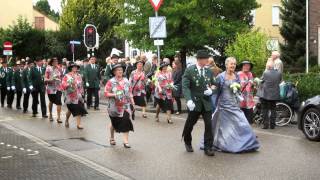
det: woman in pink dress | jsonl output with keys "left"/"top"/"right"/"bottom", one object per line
{"left": 154, "top": 62, "right": 174, "bottom": 124}
{"left": 45, "top": 58, "right": 63, "bottom": 123}
{"left": 105, "top": 64, "right": 135, "bottom": 148}
{"left": 61, "top": 62, "right": 87, "bottom": 129}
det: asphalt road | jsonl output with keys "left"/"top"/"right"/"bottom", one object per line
{"left": 0, "top": 101, "right": 319, "bottom": 180}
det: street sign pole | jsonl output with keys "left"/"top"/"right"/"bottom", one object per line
{"left": 155, "top": 11, "right": 160, "bottom": 65}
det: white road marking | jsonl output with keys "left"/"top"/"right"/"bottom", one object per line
{"left": 6, "top": 144, "right": 11, "bottom": 147}
{"left": 19, "top": 148, "right": 24, "bottom": 151}
{"left": 0, "top": 142, "right": 4, "bottom": 145}
{"left": 13, "top": 146, "right": 17, "bottom": 149}
{"left": 27, "top": 151, "right": 39, "bottom": 156}
{"left": 1, "top": 156, "right": 12, "bottom": 159}
{"left": 27, "top": 149, "right": 32, "bottom": 152}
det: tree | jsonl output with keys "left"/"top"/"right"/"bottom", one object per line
{"left": 116, "top": 0, "right": 259, "bottom": 66}
{"left": 59, "top": 0, "right": 122, "bottom": 59}
{"left": 35, "top": 0, "right": 60, "bottom": 21}
{"left": 225, "top": 30, "right": 269, "bottom": 75}
{"left": 280, "top": 0, "right": 306, "bottom": 69}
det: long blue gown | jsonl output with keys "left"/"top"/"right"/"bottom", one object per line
{"left": 200, "top": 78, "right": 260, "bottom": 153}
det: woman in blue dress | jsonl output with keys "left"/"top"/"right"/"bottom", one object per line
{"left": 201, "top": 57, "right": 260, "bottom": 153}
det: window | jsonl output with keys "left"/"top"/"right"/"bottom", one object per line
{"left": 272, "top": 6, "right": 280, "bottom": 26}
{"left": 250, "top": 10, "right": 256, "bottom": 26}
{"left": 35, "top": 17, "right": 45, "bottom": 30}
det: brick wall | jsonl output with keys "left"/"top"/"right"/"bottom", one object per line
{"left": 309, "top": 0, "right": 320, "bottom": 57}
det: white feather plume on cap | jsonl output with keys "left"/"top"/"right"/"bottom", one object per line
{"left": 110, "top": 48, "right": 123, "bottom": 58}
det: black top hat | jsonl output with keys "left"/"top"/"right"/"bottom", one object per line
{"left": 159, "top": 62, "right": 169, "bottom": 70}
{"left": 196, "top": 50, "right": 210, "bottom": 59}
{"left": 67, "top": 62, "right": 80, "bottom": 71}
{"left": 240, "top": 60, "right": 253, "bottom": 69}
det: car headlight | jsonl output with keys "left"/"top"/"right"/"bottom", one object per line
{"left": 301, "top": 101, "right": 305, "bottom": 107}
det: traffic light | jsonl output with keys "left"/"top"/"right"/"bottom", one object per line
{"left": 84, "top": 24, "right": 97, "bottom": 48}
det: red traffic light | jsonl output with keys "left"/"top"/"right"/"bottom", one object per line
{"left": 84, "top": 25, "right": 97, "bottom": 48}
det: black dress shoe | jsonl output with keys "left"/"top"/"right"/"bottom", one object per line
{"left": 270, "top": 125, "right": 275, "bottom": 129}
{"left": 7, "top": 105, "right": 12, "bottom": 109}
{"left": 262, "top": 126, "right": 269, "bottom": 129}
{"left": 23, "top": 110, "right": 27, "bottom": 113}
{"left": 94, "top": 107, "right": 100, "bottom": 110}
{"left": 1, "top": 104, "right": 4, "bottom": 108}
{"left": 204, "top": 149, "right": 215, "bottom": 156}
{"left": 16, "top": 107, "right": 21, "bottom": 110}
{"left": 32, "top": 114, "right": 36, "bottom": 117}
{"left": 185, "top": 144, "right": 194, "bottom": 152}
{"left": 42, "top": 115, "right": 48, "bottom": 118}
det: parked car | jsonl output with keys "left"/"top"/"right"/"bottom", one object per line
{"left": 298, "top": 95, "right": 320, "bottom": 141}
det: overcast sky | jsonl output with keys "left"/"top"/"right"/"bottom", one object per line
{"left": 33, "top": 0, "right": 62, "bottom": 13}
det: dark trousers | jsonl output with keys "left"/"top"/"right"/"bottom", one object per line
{"left": 7, "top": 90, "right": 15, "bottom": 106}
{"left": 175, "top": 97, "right": 182, "bottom": 112}
{"left": 0, "top": 87, "right": 8, "bottom": 106}
{"left": 87, "top": 88, "right": 99, "bottom": 108}
{"left": 261, "top": 98, "right": 277, "bottom": 128}
{"left": 16, "top": 90, "right": 22, "bottom": 108}
{"left": 23, "top": 90, "right": 31, "bottom": 111}
{"left": 31, "top": 90, "right": 47, "bottom": 116}
{"left": 241, "top": 108, "right": 254, "bottom": 124}
{"left": 182, "top": 110, "right": 213, "bottom": 150}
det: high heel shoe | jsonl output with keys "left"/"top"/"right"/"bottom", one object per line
{"left": 110, "top": 139, "right": 116, "bottom": 146}
{"left": 65, "top": 121, "right": 69, "bottom": 128}
{"left": 77, "top": 125, "right": 84, "bottom": 130}
{"left": 57, "top": 119, "right": 63, "bottom": 123}
{"left": 123, "top": 143, "right": 131, "bottom": 148}
{"left": 167, "top": 119, "right": 173, "bottom": 124}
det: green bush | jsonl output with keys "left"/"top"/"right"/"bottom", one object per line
{"left": 284, "top": 73, "right": 320, "bottom": 101}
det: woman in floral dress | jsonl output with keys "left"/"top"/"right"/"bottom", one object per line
{"left": 105, "top": 64, "right": 135, "bottom": 148}
{"left": 154, "top": 62, "right": 174, "bottom": 124}
{"left": 129, "top": 60, "right": 147, "bottom": 118}
{"left": 45, "top": 58, "right": 63, "bottom": 123}
{"left": 61, "top": 62, "right": 87, "bottom": 129}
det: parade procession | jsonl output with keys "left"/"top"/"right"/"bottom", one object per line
{"left": 0, "top": 0, "right": 320, "bottom": 180}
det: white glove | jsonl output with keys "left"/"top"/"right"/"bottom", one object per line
{"left": 11, "top": 86, "right": 15, "bottom": 90}
{"left": 86, "top": 82, "right": 89, "bottom": 87}
{"left": 23, "top": 88, "right": 27, "bottom": 94}
{"left": 7, "top": 87, "right": 10, "bottom": 91}
{"left": 187, "top": 100, "right": 196, "bottom": 111}
{"left": 204, "top": 87, "right": 213, "bottom": 96}
{"left": 29, "top": 85, "right": 33, "bottom": 90}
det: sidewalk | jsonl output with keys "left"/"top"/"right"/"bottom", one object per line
{"left": 0, "top": 124, "right": 121, "bottom": 180}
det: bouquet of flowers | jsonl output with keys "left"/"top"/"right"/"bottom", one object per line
{"left": 230, "top": 82, "right": 241, "bottom": 94}
{"left": 166, "top": 82, "right": 177, "bottom": 90}
{"left": 115, "top": 90, "right": 124, "bottom": 100}
{"left": 254, "top": 77, "right": 263, "bottom": 85}
{"left": 230, "top": 82, "right": 244, "bottom": 102}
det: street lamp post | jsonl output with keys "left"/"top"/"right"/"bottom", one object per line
{"left": 306, "top": 0, "right": 309, "bottom": 73}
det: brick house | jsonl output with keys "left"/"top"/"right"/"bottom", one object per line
{"left": 309, "top": 0, "right": 320, "bottom": 65}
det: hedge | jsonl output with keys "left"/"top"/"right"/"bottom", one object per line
{"left": 284, "top": 72, "right": 320, "bottom": 101}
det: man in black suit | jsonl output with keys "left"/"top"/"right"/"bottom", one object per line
{"left": 28, "top": 58, "right": 47, "bottom": 118}
{"left": 84, "top": 56, "right": 101, "bottom": 110}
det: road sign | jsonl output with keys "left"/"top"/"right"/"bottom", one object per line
{"left": 3, "top": 41, "right": 13, "bottom": 56}
{"left": 149, "top": 0, "right": 163, "bottom": 11}
{"left": 154, "top": 39, "right": 164, "bottom": 46}
{"left": 149, "top": 16, "right": 167, "bottom": 39}
{"left": 3, "top": 50, "right": 12, "bottom": 56}
{"left": 70, "top": 40, "right": 81, "bottom": 45}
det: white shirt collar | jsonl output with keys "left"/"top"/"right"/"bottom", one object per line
{"left": 196, "top": 64, "right": 205, "bottom": 76}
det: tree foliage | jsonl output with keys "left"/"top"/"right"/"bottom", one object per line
{"left": 59, "top": 0, "right": 122, "bottom": 58}
{"left": 225, "top": 30, "right": 269, "bottom": 75}
{"left": 116, "top": 0, "right": 259, "bottom": 62}
{"left": 280, "top": 0, "right": 306, "bottom": 68}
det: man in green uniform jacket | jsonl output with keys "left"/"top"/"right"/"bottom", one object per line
{"left": 22, "top": 60, "right": 34, "bottom": 113}
{"left": 182, "top": 50, "right": 217, "bottom": 157}
{"left": 0, "top": 60, "right": 10, "bottom": 107}
{"left": 12, "top": 61, "right": 24, "bottom": 110}
{"left": 5, "top": 63, "right": 14, "bottom": 109}
{"left": 28, "top": 58, "right": 47, "bottom": 118}
{"left": 84, "top": 56, "right": 101, "bottom": 110}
